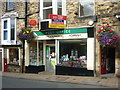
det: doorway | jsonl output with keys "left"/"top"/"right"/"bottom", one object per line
{"left": 46, "top": 40, "right": 56, "bottom": 73}
{"left": 106, "top": 47, "right": 115, "bottom": 73}
{"left": 100, "top": 47, "right": 115, "bottom": 74}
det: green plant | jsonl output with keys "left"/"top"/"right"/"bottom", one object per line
{"left": 96, "top": 25, "right": 120, "bottom": 47}
{"left": 17, "top": 27, "right": 35, "bottom": 42}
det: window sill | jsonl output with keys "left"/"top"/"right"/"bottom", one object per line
{"left": 5, "top": 9, "right": 14, "bottom": 12}
{"left": 77, "top": 15, "right": 95, "bottom": 19}
{"left": 8, "top": 64, "right": 20, "bottom": 66}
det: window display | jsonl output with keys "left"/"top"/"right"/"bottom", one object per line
{"left": 29, "top": 41, "right": 43, "bottom": 66}
{"left": 39, "top": 41, "right": 43, "bottom": 65}
{"left": 29, "top": 42, "right": 37, "bottom": 66}
{"left": 9, "top": 48, "right": 19, "bottom": 65}
{"left": 58, "top": 39, "right": 87, "bottom": 68}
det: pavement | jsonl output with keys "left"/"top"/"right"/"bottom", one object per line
{"left": 1, "top": 71, "right": 119, "bottom": 88}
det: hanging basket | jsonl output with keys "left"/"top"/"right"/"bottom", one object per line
{"left": 96, "top": 25, "right": 120, "bottom": 47}
{"left": 17, "top": 27, "right": 35, "bottom": 43}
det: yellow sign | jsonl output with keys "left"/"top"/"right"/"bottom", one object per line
{"left": 49, "top": 23, "right": 66, "bottom": 29}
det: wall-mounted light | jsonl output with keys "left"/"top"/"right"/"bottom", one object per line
{"left": 115, "top": 13, "right": 120, "bottom": 21}
{"left": 88, "top": 20, "right": 94, "bottom": 26}
{"left": 115, "top": 15, "right": 120, "bottom": 19}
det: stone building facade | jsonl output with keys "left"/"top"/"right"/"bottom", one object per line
{"left": 65, "top": 0, "right": 120, "bottom": 76}
{"left": 0, "top": 0, "right": 39, "bottom": 73}
{"left": 1, "top": 0, "right": 120, "bottom": 76}
{"left": 1, "top": 1, "right": 26, "bottom": 72}
{"left": 95, "top": 1, "right": 120, "bottom": 76}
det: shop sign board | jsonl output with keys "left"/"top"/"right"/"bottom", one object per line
{"left": 49, "top": 14, "right": 66, "bottom": 20}
{"left": 49, "top": 14, "right": 66, "bottom": 29}
{"left": 34, "top": 28, "right": 87, "bottom": 36}
{"left": 34, "top": 28, "right": 88, "bottom": 40}
{"left": 35, "top": 33, "right": 87, "bottom": 40}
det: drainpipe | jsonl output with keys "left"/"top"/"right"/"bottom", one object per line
{"left": 22, "top": 1, "right": 27, "bottom": 73}
{"left": 94, "top": 27, "right": 96, "bottom": 77}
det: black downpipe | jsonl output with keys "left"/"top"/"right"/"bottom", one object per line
{"left": 22, "top": 1, "right": 27, "bottom": 73}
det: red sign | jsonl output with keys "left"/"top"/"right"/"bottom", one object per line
{"left": 29, "top": 20, "right": 37, "bottom": 26}
{"left": 49, "top": 14, "right": 66, "bottom": 20}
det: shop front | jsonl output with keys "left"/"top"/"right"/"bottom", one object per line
{"left": 28, "top": 27, "right": 95, "bottom": 76}
{"left": 0, "top": 45, "right": 22, "bottom": 73}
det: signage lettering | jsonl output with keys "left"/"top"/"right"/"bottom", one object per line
{"left": 49, "top": 14, "right": 66, "bottom": 20}
{"left": 49, "top": 14, "right": 66, "bottom": 29}
{"left": 36, "top": 33, "right": 88, "bottom": 40}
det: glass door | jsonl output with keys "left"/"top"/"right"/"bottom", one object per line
{"left": 46, "top": 40, "right": 55, "bottom": 73}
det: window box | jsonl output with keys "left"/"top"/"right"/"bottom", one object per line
{"left": 25, "top": 65, "right": 45, "bottom": 74}
{"left": 55, "top": 65, "right": 94, "bottom": 76}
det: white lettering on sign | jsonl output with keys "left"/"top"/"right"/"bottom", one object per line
{"left": 69, "top": 34, "right": 81, "bottom": 37}
{"left": 36, "top": 33, "right": 88, "bottom": 40}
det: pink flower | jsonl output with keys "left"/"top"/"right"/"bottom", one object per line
{"left": 109, "top": 30, "right": 113, "bottom": 32}
{"left": 102, "top": 25, "right": 105, "bottom": 27}
{"left": 106, "top": 25, "right": 110, "bottom": 27}
{"left": 98, "top": 30, "right": 101, "bottom": 33}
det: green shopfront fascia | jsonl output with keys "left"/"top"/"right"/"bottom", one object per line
{"left": 25, "top": 28, "right": 95, "bottom": 76}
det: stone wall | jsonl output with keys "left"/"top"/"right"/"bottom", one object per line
{"left": 27, "top": 1, "right": 39, "bottom": 31}
{"left": 66, "top": 0, "right": 94, "bottom": 28}
{"left": 2, "top": 2, "right": 26, "bottom": 36}
{"left": 95, "top": 1, "right": 120, "bottom": 76}
{"left": 8, "top": 65, "right": 22, "bottom": 73}
{"left": 1, "top": 1, "right": 26, "bottom": 73}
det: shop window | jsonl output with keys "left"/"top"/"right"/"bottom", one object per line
{"left": 9, "top": 48, "right": 19, "bottom": 65}
{"left": 29, "top": 42, "right": 37, "bottom": 66}
{"left": 79, "top": 0, "right": 94, "bottom": 17}
{"left": 6, "top": 0, "right": 14, "bottom": 11}
{"left": 58, "top": 39, "right": 87, "bottom": 68}
{"left": 39, "top": 41, "right": 44, "bottom": 65}
{"left": 29, "top": 41, "right": 43, "bottom": 66}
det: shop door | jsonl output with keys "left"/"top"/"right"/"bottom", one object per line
{"left": 100, "top": 46, "right": 107, "bottom": 74}
{"left": 46, "top": 45, "right": 55, "bottom": 73}
{"left": 106, "top": 47, "right": 115, "bottom": 73}
{"left": 100, "top": 47, "right": 115, "bottom": 74}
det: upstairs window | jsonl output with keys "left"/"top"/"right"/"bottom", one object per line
{"left": 40, "top": 0, "right": 66, "bottom": 21}
{"left": 79, "top": 0, "right": 94, "bottom": 17}
{"left": 57, "top": 0, "right": 62, "bottom": 15}
{"left": 6, "top": 0, "right": 14, "bottom": 11}
{"left": 3, "top": 20, "right": 8, "bottom": 40}
{"left": 1, "top": 18, "right": 16, "bottom": 44}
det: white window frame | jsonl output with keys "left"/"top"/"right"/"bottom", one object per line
{"left": 1, "top": 18, "right": 17, "bottom": 45}
{"left": 40, "top": 0, "right": 66, "bottom": 22}
{"left": 79, "top": 0, "right": 95, "bottom": 17}
{"left": 0, "top": 48, "right": 4, "bottom": 72}
{"left": 6, "top": 0, "right": 14, "bottom": 11}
